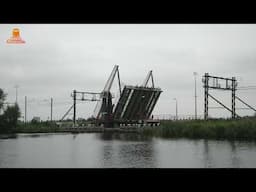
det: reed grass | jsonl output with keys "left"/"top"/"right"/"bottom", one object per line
{"left": 142, "top": 117, "right": 256, "bottom": 141}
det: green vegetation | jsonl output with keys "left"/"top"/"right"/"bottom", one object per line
{"left": 0, "top": 88, "right": 66, "bottom": 134}
{"left": 2, "top": 87, "right": 256, "bottom": 141}
{"left": 0, "top": 88, "right": 21, "bottom": 133}
{"left": 142, "top": 118, "right": 256, "bottom": 141}
{"left": 14, "top": 121, "right": 61, "bottom": 133}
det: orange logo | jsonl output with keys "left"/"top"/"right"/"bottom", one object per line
{"left": 6, "top": 28, "right": 25, "bottom": 44}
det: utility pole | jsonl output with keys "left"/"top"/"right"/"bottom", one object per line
{"left": 203, "top": 73, "right": 239, "bottom": 120}
{"left": 73, "top": 90, "right": 76, "bottom": 126}
{"left": 203, "top": 73, "right": 209, "bottom": 120}
{"left": 173, "top": 98, "right": 178, "bottom": 120}
{"left": 25, "top": 96, "right": 27, "bottom": 123}
{"left": 14, "top": 85, "right": 19, "bottom": 104}
{"left": 193, "top": 72, "right": 198, "bottom": 120}
{"left": 51, "top": 97, "right": 53, "bottom": 122}
{"left": 231, "top": 77, "right": 236, "bottom": 119}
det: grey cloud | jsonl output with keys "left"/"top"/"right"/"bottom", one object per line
{"left": 1, "top": 24, "right": 256, "bottom": 120}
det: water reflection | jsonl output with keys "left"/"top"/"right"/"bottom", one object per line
{"left": 103, "top": 145, "right": 115, "bottom": 167}
{"left": 70, "top": 134, "right": 78, "bottom": 167}
{"left": 117, "top": 143, "right": 156, "bottom": 168}
{"left": 72, "top": 133, "right": 78, "bottom": 139}
{"left": 202, "top": 140, "right": 243, "bottom": 168}
{"left": 97, "top": 132, "right": 152, "bottom": 141}
{"left": 0, "top": 134, "right": 17, "bottom": 140}
{"left": 98, "top": 133, "right": 155, "bottom": 168}
{"left": 17, "top": 133, "right": 63, "bottom": 138}
{"left": 28, "top": 134, "right": 41, "bottom": 138}
{"left": 229, "top": 141, "right": 240, "bottom": 168}
{"left": 203, "top": 140, "right": 213, "bottom": 168}
{"left": 1, "top": 133, "right": 256, "bottom": 168}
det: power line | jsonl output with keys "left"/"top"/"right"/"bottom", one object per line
{"left": 237, "top": 86, "right": 256, "bottom": 90}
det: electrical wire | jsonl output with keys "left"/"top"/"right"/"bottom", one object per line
{"left": 237, "top": 86, "right": 256, "bottom": 90}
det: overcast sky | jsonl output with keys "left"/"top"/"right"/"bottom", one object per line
{"left": 1, "top": 24, "right": 256, "bottom": 121}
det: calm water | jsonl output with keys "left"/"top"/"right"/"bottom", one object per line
{"left": 1, "top": 133, "right": 256, "bottom": 168}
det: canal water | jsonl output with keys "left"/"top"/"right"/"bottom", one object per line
{"left": 1, "top": 133, "right": 256, "bottom": 168}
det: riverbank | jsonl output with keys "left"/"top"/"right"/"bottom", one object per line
{"left": 1, "top": 118, "right": 256, "bottom": 141}
{"left": 0, "top": 122, "right": 61, "bottom": 134}
{"left": 0, "top": 122, "right": 141, "bottom": 134}
{"left": 142, "top": 117, "right": 256, "bottom": 141}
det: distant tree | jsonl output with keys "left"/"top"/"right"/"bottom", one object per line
{"left": 87, "top": 116, "right": 96, "bottom": 121}
{"left": 31, "top": 119, "right": 39, "bottom": 124}
{"left": 0, "top": 88, "right": 7, "bottom": 131}
{"left": 0, "top": 88, "right": 21, "bottom": 133}
{"left": 0, "top": 88, "right": 7, "bottom": 111}
{"left": 0, "top": 114, "right": 4, "bottom": 130}
{"left": 2, "top": 103, "right": 21, "bottom": 131}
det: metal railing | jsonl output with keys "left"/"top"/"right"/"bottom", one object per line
{"left": 153, "top": 114, "right": 204, "bottom": 121}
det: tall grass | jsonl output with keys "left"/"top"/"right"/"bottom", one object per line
{"left": 13, "top": 122, "right": 61, "bottom": 133}
{"left": 142, "top": 118, "right": 256, "bottom": 141}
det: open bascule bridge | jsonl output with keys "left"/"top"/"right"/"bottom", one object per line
{"left": 60, "top": 65, "right": 162, "bottom": 129}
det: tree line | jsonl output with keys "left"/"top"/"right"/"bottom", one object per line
{"left": 0, "top": 88, "right": 21, "bottom": 133}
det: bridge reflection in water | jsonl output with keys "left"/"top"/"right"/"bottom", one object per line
{"left": 97, "top": 133, "right": 156, "bottom": 168}
{"left": 1, "top": 133, "right": 256, "bottom": 168}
